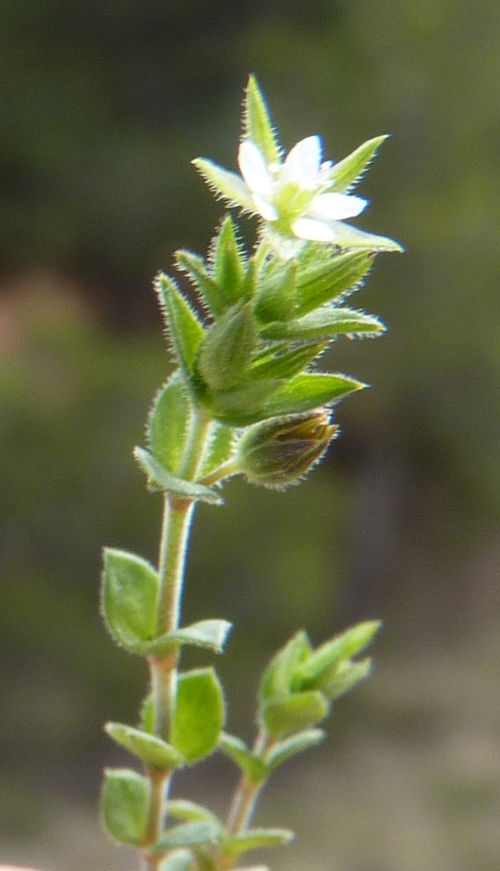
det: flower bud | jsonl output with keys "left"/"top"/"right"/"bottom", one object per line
{"left": 236, "top": 410, "right": 339, "bottom": 489}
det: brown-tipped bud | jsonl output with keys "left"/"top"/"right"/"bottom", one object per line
{"left": 236, "top": 410, "right": 339, "bottom": 489}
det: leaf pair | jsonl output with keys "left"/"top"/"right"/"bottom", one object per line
{"left": 101, "top": 548, "right": 232, "bottom": 656}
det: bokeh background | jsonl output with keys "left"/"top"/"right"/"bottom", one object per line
{"left": 2, "top": 2, "right": 500, "bottom": 870}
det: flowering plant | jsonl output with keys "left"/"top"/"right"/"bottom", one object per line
{"left": 100, "top": 75, "right": 402, "bottom": 871}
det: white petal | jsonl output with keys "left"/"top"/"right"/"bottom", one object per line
{"left": 281, "top": 136, "right": 322, "bottom": 185}
{"left": 292, "top": 217, "right": 338, "bottom": 242}
{"left": 309, "top": 192, "right": 367, "bottom": 221}
{"left": 238, "top": 141, "right": 273, "bottom": 196}
{"left": 253, "top": 193, "right": 279, "bottom": 221}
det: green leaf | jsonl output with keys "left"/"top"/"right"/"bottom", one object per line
{"left": 105, "top": 723, "right": 185, "bottom": 769}
{"left": 158, "top": 850, "right": 193, "bottom": 871}
{"left": 211, "top": 216, "right": 247, "bottom": 306}
{"left": 134, "top": 447, "right": 224, "bottom": 505}
{"left": 140, "top": 695, "right": 155, "bottom": 734}
{"left": 249, "top": 343, "right": 328, "bottom": 382}
{"left": 295, "top": 249, "right": 375, "bottom": 315}
{"left": 192, "top": 158, "right": 255, "bottom": 212}
{"left": 260, "top": 631, "right": 312, "bottom": 705}
{"left": 155, "top": 273, "right": 206, "bottom": 375}
{"left": 219, "top": 733, "right": 268, "bottom": 784}
{"left": 223, "top": 828, "right": 294, "bottom": 856}
{"left": 261, "top": 692, "right": 330, "bottom": 738}
{"left": 263, "top": 372, "right": 366, "bottom": 418}
{"left": 197, "top": 302, "right": 257, "bottom": 391}
{"left": 243, "top": 74, "right": 281, "bottom": 166}
{"left": 176, "top": 249, "right": 227, "bottom": 318}
{"left": 292, "top": 621, "right": 381, "bottom": 689}
{"left": 147, "top": 371, "right": 191, "bottom": 475}
{"left": 153, "top": 820, "right": 221, "bottom": 852}
{"left": 166, "top": 800, "right": 222, "bottom": 827}
{"left": 265, "top": 728, "right": 326, "bottom": 771}
{"left": 314, "top": 656, "right": 373, "bottom": 700}
{"left": 210, "top": 379, "right": 284, "bottom": 427}
{"left": 260, "top": 307, "right": 386, "bottom": 342}
{"left": 101, "top": 768, "right": 149, "bottom": 846}
{"left": 171, "top": 668, "right": 225, "bottom": 763}
{"left": 328, "top": 135, "right": 389, "bottom": 192}
{"left": 199, "top": 422, "right": 235, "bottom": 478}
{"left": 254, "top": 260, "right": 296, "bottom": 323}
{"left": 144, "top": 619, "right": 232, "bottom": 657}
{"left": 101, "top": 549, "right": 159, "bottom": 653}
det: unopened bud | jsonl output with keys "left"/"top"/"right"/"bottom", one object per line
{"left": 236, "top": 410, "right": 339, "bottom": 489}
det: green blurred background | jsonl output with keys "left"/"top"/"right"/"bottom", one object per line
{"left": 2, "top": 1, "right": 500, "bottom": 869}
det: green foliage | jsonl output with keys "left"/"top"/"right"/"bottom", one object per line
{"left": 170, "top": 669, "right": 225, "bottom": 764}
{"left": 101, "top": 549, "right": 159, "bottom": 653}
{"left": 101, "top": 768, "right": 150, "bottom": 846}
{"left": 133, "top": 447, "right": 224, "bottom": 504}
{"left": 222, "top": 827, "right": 294, "bottom": 855}
{"left": 147, "top": 373, "right": 191, "bottom": 475}
{"left": 105, "top": 723, "right": 185, "bottom": 770}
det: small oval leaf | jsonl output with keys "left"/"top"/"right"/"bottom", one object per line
{"left": 147, "top": 372, "right": 191, "bottom": 475}
{"left": 105, "top": 723, "right": 185, "bottom": 770}
{"left": 261, "top": 691, "right": 329, "bottom": 738}
{"left": 101, "top": 549, "right": 159, "bottom": 653}
{"left": 153, "top": 820, "right": 221, "bottom": 852}
{"left": 134, "top": 447, "right": 224, "bottom": 505}
{"left": 144, "top": 620, "right": 232, "bottom": 657}
{"left": 223, "top": 827, "right": 294, "bottom": 856}
{"left": 171, "top": 668, "right": 225, "bottom": 763}
{"left": 219, "top": 733, "right": 268, "bottom": 784}
{"left": 101, "top": 768, "right": 149, "bottom": 846}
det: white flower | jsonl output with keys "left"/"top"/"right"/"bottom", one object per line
{"left": 237, "top": 135, "right": 367, "bottom": 243}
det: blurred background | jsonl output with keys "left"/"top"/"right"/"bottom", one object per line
{"left": 2, "top": 1, "right": 500, "bottom": 870}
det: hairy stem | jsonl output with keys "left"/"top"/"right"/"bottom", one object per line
{"left": 143, "top": 406, "right": 214, "bottom": 867}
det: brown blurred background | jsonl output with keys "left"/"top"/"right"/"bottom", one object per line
{"left": 1, "top": 2, "right": 500, "bottom": 870}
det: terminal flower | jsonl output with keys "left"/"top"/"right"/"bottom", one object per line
{"left": 237, "top": 134, "right": 367, "bottom": 242}
{"left": 193, "top": 76, "right": 403, "bottom": 255}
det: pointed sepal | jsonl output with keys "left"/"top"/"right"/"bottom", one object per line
{"left": 327, "top": 135, "right": 389, "bottom": 192}
{"left": 155, "top": 273, "right": 205, "bottom": 376}
{"left": 243, "top": 74, "right": 281, "bottom": 166}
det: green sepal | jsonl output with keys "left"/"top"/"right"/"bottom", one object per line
{"left": 158, "top": 850, "right": 193, "bottom": 871}
{"left": 105, "top": 723, "right": 185, "bottom": 770}
{"left": 171, "top": 668, "right": 225, "bottom": 763}
{"left": 327, "top": 135, "right": 389, "bottom": 192}
{"left": 322, "top": 222, "right": 404, "bottom": 253}
{"left": 265, "top": 728, "right": 326, "bottom": 772}
{"left": 262, "top": 372, "right": 366, "bottom": 418}
{"left": 211, "top": 216, "right": 247, "bottom": 307}
{"left": 101, "top": 549, "right": 159, "bottom": 653}
{"left": 295, "top": 249, "right": 375, "bottom": 315}
{"left": 101, "top": 768, "right": 149, "bottom": 846}
{"left": 219, "top": 733, "right": 268, "bottom": 784}
{"left": 243, "top": 74, "right": 281, "bottom": 166}
{"left": 134, "top": 447, "right": 224, "bottom": 505}
{"left": 166, "top": 800, "right": 223, "bottom": 827}
{"left": 313, "top": 656, "right": 373, "bottom": 700}
{"left": 155, "top": 273, "right": 205, "bottom": 375}
{"left": 143, "top": 619, "right": 232, "bottom": 657}
{"left": 249, "top": 343, "right": 328, "bottom": 382}
{"left": 192, "top": 158, "right": 254, "bottom": 213}
{"left": 196, "top": 302, "right": 257, "bottom": 391}
{"left": 222, "top": 828, "right": 294, "bottom": 856}
{"left": 254, "top": 260, "right": 296, "bottom": 323}
{"left": 153, "top": 820, "right": 221, "bottom": 852}
{"left": 199, "top": 422, "right": 235, "bottom": 478}
{"left": 176, "top": 249, "right": 227, "bottom": 318}
{"left": 260, "top": 307, "right": 386, "bottom": 342}
{"left": 260, "top": 631, "right": 312, "bottom": 704}
{"left": 261, "top": 691, "right": 330, "bottom": 738}
{"left": 292, "top": 620, "right": 381, "bottom": 690}
{"left": 147, "top": 371, "right": 190, "bottom": 475}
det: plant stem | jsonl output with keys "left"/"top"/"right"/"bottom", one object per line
{"left": 143, "top": 406, "right": 214, "bottom": 866}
